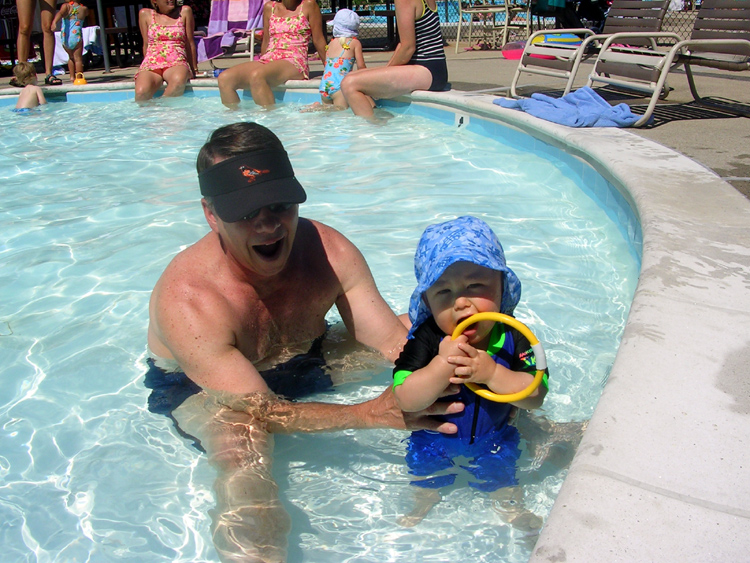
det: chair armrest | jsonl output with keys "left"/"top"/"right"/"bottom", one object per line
{"left": 597, "top": 31, "right": 682, "bottom": 52}
{"left": 681, "top": 38, "right": 750, "bottom": 57}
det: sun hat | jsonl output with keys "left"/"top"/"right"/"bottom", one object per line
{"left": 407, "top": 216, "right": 522, "bottom": 338}
{"left": 198, "top": 148, "right": 306, "bottom": 222}
{"left": 333, "top": 9, "right": 360, "bottom": 38}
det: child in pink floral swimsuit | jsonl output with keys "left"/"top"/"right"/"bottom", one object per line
{"left": 218, "top": 0, "right": 327, "bottom": 108}
{"left": 135, "top": 0, "right": 197, "bottom": 102}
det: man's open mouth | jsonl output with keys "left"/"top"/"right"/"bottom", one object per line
{"left": 253, "top": 239, "right": 283, "bottom": 258}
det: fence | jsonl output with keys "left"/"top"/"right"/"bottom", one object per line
{"left": 321, "top": 1, "right": 699, "bottom": 50}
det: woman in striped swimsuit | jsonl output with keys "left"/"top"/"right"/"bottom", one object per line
{"left": 340, "top": 0, "right": 448, "bottom": 120}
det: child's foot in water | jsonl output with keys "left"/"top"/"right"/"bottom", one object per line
{"left": 397, "top": 488, "right": 441, "bottom": 527}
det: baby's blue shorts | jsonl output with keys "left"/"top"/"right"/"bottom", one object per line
{"left": 405, "top": 423, "right": 521, "bottom": 492}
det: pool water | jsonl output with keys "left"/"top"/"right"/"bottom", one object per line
{"left": 1, "top": 97, "right": 639, "bottom": 562}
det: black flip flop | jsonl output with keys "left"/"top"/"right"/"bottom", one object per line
{"left": 45, "top": 74, "right": 62, "bottom": 86}
{"left": 9, "top": 77, "right": 22, "bottom": 88}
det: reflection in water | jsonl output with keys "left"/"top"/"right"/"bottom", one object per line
{"left": 174, "top": 392, "right": 293, "bottom": 562}
{"left": 169, "top": 360, "right": 590, "bottom": 562}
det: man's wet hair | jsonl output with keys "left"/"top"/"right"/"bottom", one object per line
{"left": 197, "top": 122, "right": 285, "bottom": 174}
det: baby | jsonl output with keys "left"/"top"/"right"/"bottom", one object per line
{"left": 393, "top": 216, "right": 548, "bottom": 528}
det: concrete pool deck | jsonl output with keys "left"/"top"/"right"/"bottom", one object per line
{"left": 4, "top": 46, "right": 749, "bottom": 562}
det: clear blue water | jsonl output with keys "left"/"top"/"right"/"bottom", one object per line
{"left": 0, "top": 97, "right": 638, "bottom": 562}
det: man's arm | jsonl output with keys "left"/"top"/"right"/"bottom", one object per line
{"left": 149, "top": 266, "right": 273, "bottom": 395}
{"left": 222, "top": 384, "right": 463, "bottom": 434}
{"left": 320, "top": 224, "right": 408, "bottom": 362}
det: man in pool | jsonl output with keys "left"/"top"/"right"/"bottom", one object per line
{"left": 146, "top": 122, "right": 463, "bottom": 562}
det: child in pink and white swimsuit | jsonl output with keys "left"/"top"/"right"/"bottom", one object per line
{"left": 217, "top": 0, "right": 327, "bottom": 108}
{"left": 135, "top": 0, "right": 197, "bottom": 102}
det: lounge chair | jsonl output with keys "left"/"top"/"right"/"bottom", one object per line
{"left": 586, "top": 0, "right": 750, "bottom": 126}
{"left": 195, "top": 0, "right": 264, "bottom": 69}
{"left": 509, "top": 0, "right": 670, "bottom": 97}
{"left": 455, "top": 0, "right": 531, "bottom": 53}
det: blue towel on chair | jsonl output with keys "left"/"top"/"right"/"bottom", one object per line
{"left": 493, "top": 87, "right": 640, "bottom": 128}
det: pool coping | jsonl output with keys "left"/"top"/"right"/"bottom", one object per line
{"left": 6, "top": 83, "right": 749, "bottom": 560}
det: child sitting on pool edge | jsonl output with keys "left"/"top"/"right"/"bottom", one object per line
{"left": 303, "top": 9, "right": 366, "bottom": 111}
{"left": 393, "top": 215, "right": 548, "bottom": 529}
{"left": 12, "top": 62, "right": 47, "bottom": 111}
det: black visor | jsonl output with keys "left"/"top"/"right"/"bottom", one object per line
{"left": 199, "top": 149, "right": 307, "bottom": 222}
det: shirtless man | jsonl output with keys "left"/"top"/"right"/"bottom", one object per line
{"left": 146, "top": 122, "right": 462, "bottom": 562}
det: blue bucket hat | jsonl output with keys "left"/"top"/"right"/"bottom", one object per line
{"left": 407, "top": 216, "right": 522, "bottom": 339}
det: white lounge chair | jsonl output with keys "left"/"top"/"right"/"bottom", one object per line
{"left": 509, "top": 0, "right": 670, "bottom": 97}
{"left": 587, "top": 0, "right": 750, "bottom": 126}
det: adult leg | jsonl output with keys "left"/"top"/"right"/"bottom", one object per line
{"left": 162, "top": 65, "right": 192, "bottom": 97}
{"left": 15, "top": 0, "right": 36, "bottom": 63}
{"left": 340, "top": 65, "right": 432, "bottom": 119}
{"left": 38, "top": 0, "right": 56, "bottom": 77}
{"left": 135, "top": 70, "right": 164, "bottom": 102}
{"left": 218, "top": 59, "right": 302, "bottom": 109}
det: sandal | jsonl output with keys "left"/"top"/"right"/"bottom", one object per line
{"left": 45, "top": 74, "right": 62, "bottom": 86}
{"left": 9, "top": 77, "right": 22, "bottom": 87}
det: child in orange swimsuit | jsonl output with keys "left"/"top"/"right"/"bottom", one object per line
{"left": 135, "top": 0, "right": 197, "bottom": 102}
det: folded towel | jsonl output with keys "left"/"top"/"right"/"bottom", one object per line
{"left": 196, "top": 29, "right": 247, "bottom": 62}
{"left": 493, "top": 87, "right": 641, "bottom": 128}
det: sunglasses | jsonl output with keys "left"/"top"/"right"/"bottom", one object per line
{"left": 241, "top": 203, "right": 295, "bottom": 222}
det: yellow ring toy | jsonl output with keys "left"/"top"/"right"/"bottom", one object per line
{"left": 451, "top": 312, "right": 547, "bottom": 403}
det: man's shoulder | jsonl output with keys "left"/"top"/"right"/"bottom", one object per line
{"left": 298, "top": 218, "right": 355, "bottom": 257}
{"left": 157, "top": 232, "right": 222, "bottom": 292}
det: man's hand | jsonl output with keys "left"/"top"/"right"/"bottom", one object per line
{"left": 366, "top": 385, "right": 463, "bottom": 434}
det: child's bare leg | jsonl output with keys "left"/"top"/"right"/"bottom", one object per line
{"left": 299, "top": 101, "right": 325, "bottom": 113}
{"left": 397, "top": 486, "right": 441, "bottom": 527}
{"left": 331, "top": 91, "right": 349, "bottom": 110}
{"left": 65, "top": 47, "right": 75, "bottom": 79}
{"left": 490, "top": 486, "right": 542, "bottom": 532}
{"left": 72, "top": 43, "right": 84, "bottom": 75}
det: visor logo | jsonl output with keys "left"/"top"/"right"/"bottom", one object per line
{"left": 239, "top": 166, "right": 270, "bottom": 182}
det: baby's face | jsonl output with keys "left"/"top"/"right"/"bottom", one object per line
{"left": 425, "top": 262, "right": 503, "bottom": 347}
